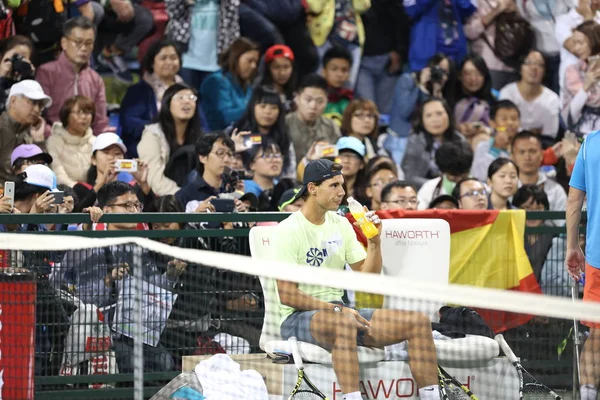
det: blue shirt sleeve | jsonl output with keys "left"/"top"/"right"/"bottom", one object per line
{"left": 243, "top": 180, "right": 263, "bottom": 197}
{"left": 569, "top": 140, "right": 586, "bottom": 192}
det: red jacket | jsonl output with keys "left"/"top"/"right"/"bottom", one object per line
{"left": 36, "top": 52, "right": 112, "bottom": 138}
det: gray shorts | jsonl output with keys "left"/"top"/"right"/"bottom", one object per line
{"left": 280, "top": 306, "right": 376, "bottom": 347}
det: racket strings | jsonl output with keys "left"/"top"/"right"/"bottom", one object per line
{"left": 441, "top": 380, "right": 473, "bottom": 399}
{"left": 289, "top": 389, "right": 326, "bottom": 399}
{"left": 520, "top": 371, "right": 561, "bottom": 399}
{"left": 522, "top": 382, "right": 561, "bottom": 399}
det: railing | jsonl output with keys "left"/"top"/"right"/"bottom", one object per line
{"left": 0, "top": 211, "right": 577, "bottom": 399}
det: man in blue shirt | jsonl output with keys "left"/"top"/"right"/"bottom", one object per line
{"left": 566, "top": 131, "right": 600, "bottom": 400}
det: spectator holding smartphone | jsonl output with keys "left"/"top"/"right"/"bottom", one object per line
{"left": 231, "top": 86, "right": 295, "bottom": 177}
{"left": 73, "top": 132, "right": 152, "bottom": 212}
{"left": 0, "top": 165, "right": 101, "bottom": 233}
{"left": 562, "top": 21, "right": 600, "bottom": 137}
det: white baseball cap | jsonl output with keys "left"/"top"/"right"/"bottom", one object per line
{"left": 8, "top": 80, "right": 52, "bottom": 108}
{"left": 92, "top": 132, "right": 127, "bottom": 154}
{"left": 22, "top": 164, "right": 57, "bottom": 191}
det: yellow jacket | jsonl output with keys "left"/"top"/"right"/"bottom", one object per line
{"left": 306, "top": 0, "right": 371, "bottom": 48}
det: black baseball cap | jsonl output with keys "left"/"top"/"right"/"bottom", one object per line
{"left": 428, "top": 194, "right": 459, "bottom": 209}
{"left": 278, "top": 188, "right": 301, "bottom": 211}
{"left": 294, "top": 159, "right": 343, "bottom": 200}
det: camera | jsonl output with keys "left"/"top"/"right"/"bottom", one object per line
{"left": 9, "top": 54, "right": 33, "bottom": 82}
{"left": 430, "top": 65, "right": 446, "bottom": 84}
{"left": 222, "top": 167, "right": 253, "bottom": 193}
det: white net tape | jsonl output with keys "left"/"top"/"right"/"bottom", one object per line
{"left": 2, "top": 232, "right": 598, "bottom": 323}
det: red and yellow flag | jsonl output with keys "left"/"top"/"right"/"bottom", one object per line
{"left": 348, "top": 209, "right": 541, "bottom": 333}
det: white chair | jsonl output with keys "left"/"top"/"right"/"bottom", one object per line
{"left": 249, "top": 226, "right": 385, "bottom": 364}
{"left": 380, "top": 218, "right": 499, "bottom": 362}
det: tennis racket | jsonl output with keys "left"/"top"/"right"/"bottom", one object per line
{"left": 495, "top": 334, "right": 562, "bottom": 399}
{"left": 438, "top": 365, "right": 479, "bottom": 399}
{"left": 288, "top": 336, "right": 329, "bottom": 400}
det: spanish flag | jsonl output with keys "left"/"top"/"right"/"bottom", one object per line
{"left": 348, "top": 210, "right": 541, "bottom": 333}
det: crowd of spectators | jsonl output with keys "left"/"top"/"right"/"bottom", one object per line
{"left": 0, "top": 0, "right": 591, "bottom": 376}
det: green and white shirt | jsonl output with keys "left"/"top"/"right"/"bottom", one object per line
{"left": 274, "top": 211, "right": 366, "bottom": 325}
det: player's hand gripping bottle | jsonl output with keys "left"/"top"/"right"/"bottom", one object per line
{"left": 347, "top": 197, "right": 378, "bottom": 239}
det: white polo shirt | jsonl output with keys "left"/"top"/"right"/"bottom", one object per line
{"left": 499, "top": 83, "right": 560, "bottom": 138}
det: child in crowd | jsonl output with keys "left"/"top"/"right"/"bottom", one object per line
{"left": 470, "top": 100, "right": 521, "bottom": 181}
{"left": 322, "top": 46, "right": 354, "bottom": 125}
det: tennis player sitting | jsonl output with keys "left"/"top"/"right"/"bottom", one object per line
{"left": 275, "top": 159, "right": 441, "bottom": 400}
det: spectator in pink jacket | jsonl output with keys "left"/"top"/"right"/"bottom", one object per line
{"left": 36, "top": 17, "right": 112, "bottom": 138}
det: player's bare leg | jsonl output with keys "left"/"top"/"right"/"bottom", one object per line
{"left": 309, "top": 310, "right": 362, "bottom": 394}
{"left": 362, "top": 309, "right": 438, "bottom": 388}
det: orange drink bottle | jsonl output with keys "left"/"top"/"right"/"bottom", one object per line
{"left": 347, "top": 197, "right": 378, "bottom": 239}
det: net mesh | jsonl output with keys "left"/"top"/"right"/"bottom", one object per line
{"left": 0, "top": 232, "right": 598, "bottom": 400}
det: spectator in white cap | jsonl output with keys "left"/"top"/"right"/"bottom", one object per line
{"left": 0, "top": 79, "right": 52, "bottom": 186}
{"left": 10, "top": 144, "right": 53, "bottom": 175}
{"left": 72, "top": 132, "right": 153, "bottom": 212}
{"left": 0, "top": 164, "right": 57, "bottom": 229}
{"left": 0, "top": 164, "right": 102, "bottom": 232}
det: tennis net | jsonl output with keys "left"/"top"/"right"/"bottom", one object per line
{"left": 0, "top": 230, "right": 596, "bottom": 400}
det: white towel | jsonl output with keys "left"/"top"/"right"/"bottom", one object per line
{"left": 194, "top": 354, "right": 268, "bottom": 400}
{"left": 212, "top": 333, "right": 251, "bottom": 355}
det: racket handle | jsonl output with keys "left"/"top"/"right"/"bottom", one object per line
{"left": 495, "top": 334, "right": 519, "bottom": 364}
{"left": 288, "top": 336, "right": 304, "bottom": 369}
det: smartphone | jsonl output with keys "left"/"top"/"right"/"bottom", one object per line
{"left": 3, "top": 181, "right": 14, "bottom": 209}
{"left": 211, "top": 198, "right": 235, "bottom": 213}
{"left": 316, "top": 143, "right": 339, "bottom": 158}
{"left": 244, "top": 135, "right": 262, "bottom": 147}
{"left": 114, "top": 159, "right": 138, "bottom": 173}
{"left": 52, "top": 191, "right": 64, "bottom": 204}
